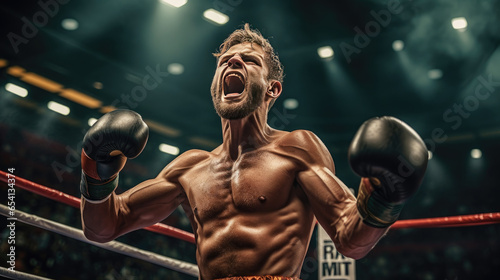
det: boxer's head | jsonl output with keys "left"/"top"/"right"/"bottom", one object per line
{"left": 214, "top": 23, "right": 284, "bottom": 84}
{"left": 211, "top": 24, "right": 283, "bottom": 119}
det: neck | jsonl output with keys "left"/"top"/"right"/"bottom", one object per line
{"left": 220, "top": 106, "right": 272, "bottom": 160}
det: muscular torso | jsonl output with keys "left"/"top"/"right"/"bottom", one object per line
{"left": 82, "top": 125, "right": 385, "bottom": 279}
{"left": 178, "top": 131, "right": 316, "bottom": 279}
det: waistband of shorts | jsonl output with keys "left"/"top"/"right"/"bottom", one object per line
{"left": 214, "top": 276, "right": 300, "bottom": 280}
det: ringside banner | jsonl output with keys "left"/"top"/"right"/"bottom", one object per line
{"left": 318, "top": 226, "right": 356, "bottom": 280}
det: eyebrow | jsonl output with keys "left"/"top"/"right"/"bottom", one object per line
{"left": 219, "top": 49, "right": 264, "bottom": 61}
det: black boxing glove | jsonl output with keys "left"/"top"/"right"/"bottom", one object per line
{"left": 348, "top": 116, "right": 428, "bottom": 228}
{"left": 80, "top": 109, "right": 149, "bottom": 202}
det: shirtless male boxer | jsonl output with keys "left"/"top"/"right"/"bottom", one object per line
{"left": 80, "top": 24, "right": 428, "bottom": 280}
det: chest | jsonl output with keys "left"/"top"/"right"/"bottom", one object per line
{"left": 181, "top": 150, "right": 298, "bottom": 220}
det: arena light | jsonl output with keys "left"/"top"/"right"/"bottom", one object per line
{"left": 88, "top": 118, "right": 98, "bottom": 126}
{"left": 0, "top": 59, "right": 7, "bottom": 68}
{"left": 159, "top": 143, "right": 180, "bottom": 156}
{"left": 451, "top": 17, "right": 467, "bottom": 31}
{"left": 59, "top": 88, "right": 102, "bottom": 109}
{"left": 160, "top": 0, "right": 187, "bottom": 8}
{"left": 5, "top": 83, "right": 28, "bottom": 97}
{"left": 47, "top": 101, "right": 70, "bottom": 116}
{"left": 470, "top": 149, "right": 482, "bottom": 159}
{"left": 20, "top": 72, "right": 63, "bottom": 93}
{"left": 93, "top": 82, "right": 103, "bottom": 90}
{"left": 6, "top": 65, "right": 25, "bottom": 77}
{"left": 283, "top": 98, "right": 299, "bottom": 110}
{"left": 203, "top": 9, "right": 229, "bottom": 25}
{"left": 99, "top": 105, "right": 117, "bottom": 114}
{"left": 317, "top": 46, "right": 334, "bottom": 59}
{"left": 168, "top": 63, "right": 184, "bottom": 75}
{"left": 428, "top": 69, "right": 443, "bottom": 80}
{"left": 392, "top": 40, "right": 404, "bottom": 51}
{"left": 61, "top": 18, "right": 79, "bottom": 31}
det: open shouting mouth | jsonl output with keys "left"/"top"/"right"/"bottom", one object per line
{"left": 223, "top": 72, "right": 245, "bottom": 98}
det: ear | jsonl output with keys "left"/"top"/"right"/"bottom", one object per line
{"left": 265, "top": 80, "right": 282, "bottom": 99}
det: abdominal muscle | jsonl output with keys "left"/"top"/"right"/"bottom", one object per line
{"left": 194, "top": 194, "right": 315, "bottom": 280}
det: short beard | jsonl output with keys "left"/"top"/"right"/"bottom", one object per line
{"left": 211, "top": 82, "right": 265, "bottom": 120}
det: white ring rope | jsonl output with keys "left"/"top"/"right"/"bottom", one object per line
{"left": 0, "top": 204, "right": 199, "bottom": 278}
{"left": 0, "top": 266, "right": 53, "bottom": 280}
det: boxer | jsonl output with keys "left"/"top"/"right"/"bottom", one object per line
{"left": 80, "top": 24, "right": 427, "bottom": 280}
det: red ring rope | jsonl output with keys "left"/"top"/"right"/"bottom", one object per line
{"left": 1, "top": 170, "right": 499, "bottom": 234}
{"left": 390, "top": 212, "right": 500, "bottom": 228}
{"left": 0, "top": 170, "right": 195, "bottom": 244}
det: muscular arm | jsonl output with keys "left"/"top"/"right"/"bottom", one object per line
{"left": 287, "top": 130, "right": 388, "bottom": 259}
{"left": 81, "top": 150, "right": 204, "bottom": 243}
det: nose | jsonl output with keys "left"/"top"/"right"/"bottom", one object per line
{"left": 227, "top": 55, "right": 243, "bottom": 68}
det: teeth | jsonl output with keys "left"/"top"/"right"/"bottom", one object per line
{"left": 226, "top": 73, "right": 243, "bottom": 82}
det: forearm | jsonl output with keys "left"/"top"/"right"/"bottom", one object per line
{"left": 309, "top": 173, "right": 388, "bottom": 259}
{"left": 332, "top": 202, "right": 389, "bottom": 259}
{"left": 80, "top": 176, "right": 185, "bottom": 243}
{"left": 81, "top": 194, "right": 121, "bottom": 242}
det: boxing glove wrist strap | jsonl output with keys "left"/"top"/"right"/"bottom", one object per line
{"left": 357, "top": 178, "right": 404, "bottom": 228}
{"left": 80, "top": 172, "right": 118, "bottom": 202}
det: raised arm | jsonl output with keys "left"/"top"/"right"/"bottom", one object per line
{"left": 292, "top": 130, "right": 387, "bottom": 259}
{"left": 78, "top": 109, "right": 190, "bottom": 243}
{"left": 294, "top": 117, "right": 427, "bottom": 259}
{"left": 81, "top": 160, "right": 187, "bottom": 243}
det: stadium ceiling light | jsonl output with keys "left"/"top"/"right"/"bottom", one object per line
{"left": 203, "top": 9, "right": 229, "bottom": 25}
{"left": 451, "top": 17, "right": 468, "bottom": 31}
{"left": 160, "top": 0, "right": 187, "bottom": 8}
{"left": 470, "top": 149, "right": 482, "bottom": 159}
{"left": 88, "top": 118, "right": 98, "bottom": 126}
{"left": 428, "top": 69, "right": 443, "bottom": 80}
{"left": 283, "top": 98, "right": 299, "bottom": 110}
{"left": 392, "top": 40, "right": 404, "bottom": 51}
{"left": 47, "top": 101, "right": 70, "bottom": 116}
{"left": 5, "top": 83, "right": 28, "bottom": 97}
{"left": 317, "top": 46, "right": 334, "bottom": 59}
{"left": 61, "top": 18, "right": 79, "bottom": 31}
{"left": 159, "top": 143, "right": 180, "bottom": 155}
{"left": 168, "top": 63, "right": 184, "bottom": 75}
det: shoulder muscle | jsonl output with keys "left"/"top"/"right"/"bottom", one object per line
{"left": 157, "top": 149, "right": 211, "bottom": 180}
{"left": 277, "top": 130, "right": 335, "bottom": 172}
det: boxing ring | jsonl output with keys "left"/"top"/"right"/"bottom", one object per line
{"left": 1, "top": 170, "right": 499, "bottom": 280}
